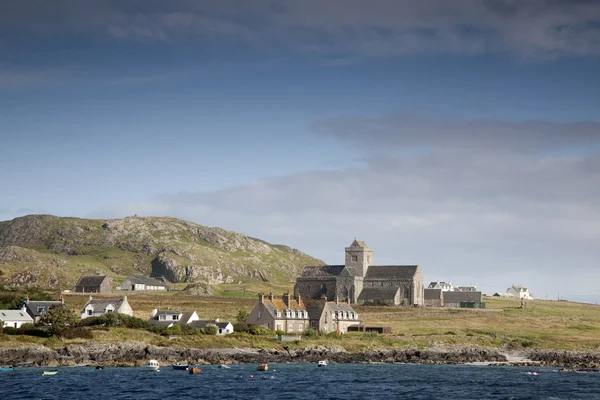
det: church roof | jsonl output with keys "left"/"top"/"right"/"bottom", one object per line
{"left": 358, "top": 287, "right": 400, "bottom": 301}
{"left": 299, "top": 265, "right": 345, "bottom": 277}
{"left": 365, "top": 265, "right": 419, "bottom": 279}
{"left": 351, "top": 240, "right": 368, "bottom": 248}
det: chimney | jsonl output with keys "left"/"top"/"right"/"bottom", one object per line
{"left": 89, "top": 294, "right": 93, "bottom": 302}
{"left": 59, "top": 295, "right": 64, "bottom": 304}
{"left": 151, "top": 308, "right": 158, "bottom": 317}
{"left": 24, "top": 295, "right": 30, "bottom": 304}
{"left": 282, "top": 292, "right": 290, "bottom": 307}
{"left": 258, "top": 293, "right": 264, "bottom": 304}
{"left": 294, "top": 293, "right": 301, "bottom": 305}
{"left": 215, "top": 318, "right": 220, "bottom": 323}
{"left": 269, "top": 292, "right": 274, "bottom": 302}
{"left": 320, "top": 294, "right": 327, "bottom": 300}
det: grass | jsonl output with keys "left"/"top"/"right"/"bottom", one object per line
{"left": 3, "top": 294, "right": 600, "bottom": 352}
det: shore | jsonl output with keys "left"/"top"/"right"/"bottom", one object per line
{"left": 1, "top": 342, "right": 599, "bottom": 368}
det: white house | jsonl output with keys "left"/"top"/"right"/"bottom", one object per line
{"left": 191, "top": 319, "right": 234, "bottom": 336}
{"left": 427, "top": 281, "right": 455, "bottom": 291}
{"left": 0, "top": 309, "right": 34, "bottom": 328}
{"left": 119, "top": 275, "right": 168, "bottom": 291}
{"left": 506, "top": 285, "right": 534, "bottom": 300}
{"left": 148, "top": 309, "right": 200, "bottom": 328}
{"left": 81, "top": 295, "right": 134, "bottom": 319}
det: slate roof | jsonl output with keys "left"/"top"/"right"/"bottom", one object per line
{"left": 125, "top": 275, "right": 168, "bottom": 286}
{"left": 0, "top": 310, "right": 33, "bottom": 322}
{"left": 76, "top": 275, "right": 108, "bottom": 287}
{"left": 299, "top": 265, "right": 345, "bottom": 278}
{"left": 191, "top": 320, "right": 232, "bottom": 330}
{"left": 424, "top": 288, "right": 442, "bottom": 300}
{"left": 23, "top": 301, "right": 63, "bottom": 317}
{"left": 149, "top": 311, "right": 197, "bottom": 326}
{"left": 358, "top": 287, "right": 400, "bottom": 301}
{"left": 443, "top": 291, "right": 482, "bottom": 304}
{"left": 303, "top": 299, "right": 357, "bottom": 319}
{"left": 457, "top": 286, "right": 477, "bottom": 292}
{"left": 83, "top": 298, "right": 123, "bottom": 312}
{"left": 364, "top": 265, "right": 419, "bottom": 279}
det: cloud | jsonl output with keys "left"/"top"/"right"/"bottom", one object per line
{"left": 2, "top": 0, "right": 600, "bottom": 58}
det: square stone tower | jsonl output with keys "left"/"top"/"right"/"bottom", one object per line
{"left": 344, "top": 239, "right": 373, "bottom": 277}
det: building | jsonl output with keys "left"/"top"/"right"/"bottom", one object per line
{"left": 148, "top": 309, "right": 200, "bottom": 328}
{"left": 457, "top": 286, "right": 477, "bottom": 292}
{"left": 294, "top": 240, "right": 424, "bottom": 306}
{"left": 75, "top": 275, "right": 113, "bottom": 294}
{"left": 246, "top": 292, "right": 309, "bottom": 333}
{"left": 80, "top": 295, "right": 134, "bottom": 319}
{"left": 423, "top": 288, "right": 443, "bottom": 307}
{"left": 427, "top": 281, "right": 455, "bottom": 291}
{"left": 303, "top": 298, "right": 361, "bottom": 333}
{"left": 506, "top": 285, "right": 533, "bottom": 300}
{"left": 0, "top": 309, "right": 34, "bottom": 328}
{"left": 21, "top": 297, "right": 64, "bottom": 323}
{"left": 442, "top": 290, "right": 484, "bottom": 308}
{"left": 191, "top": 319, "right": 234, "bottom": 335}
{"left": 119, "top": 275, "right": 168, "bottom": 291}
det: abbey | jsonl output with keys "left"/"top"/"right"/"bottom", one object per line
{"left": 294, "top": 240, "right": 424, "bottom": 306}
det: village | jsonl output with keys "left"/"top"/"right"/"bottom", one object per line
{"left": 0, "top": 240, "right": 534, "bottom": 337}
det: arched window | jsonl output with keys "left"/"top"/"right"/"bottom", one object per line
{"left": 320, "top": 284, "right": 327, "bottom": 295}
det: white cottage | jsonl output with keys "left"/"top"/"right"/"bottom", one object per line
{"left": 506, "top": 285, "right": 534, "bottom": 300}
{"left": 0, "top": 309, "right": 34, "bottom": 328}
{"left": 191, "top": 319, "right": 234, "bottom": 336}
{"left": 81, "top": 295, "right": 134, "bottom": 319}
{"left": 148, "top": 309, "right": 200, "bottom": 328}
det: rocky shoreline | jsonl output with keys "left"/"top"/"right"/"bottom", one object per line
{"left": 1, "top": 342, "right": 598, "bottom": 368}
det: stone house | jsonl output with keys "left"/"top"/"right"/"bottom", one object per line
{"left": 0, "top": 309, "right": 33, "bottom": 328}
{"left": 21, "top": 297, "right": 65, "bottom": 323}
{"left": 424, "top": 288, "right": 443, "bottom": 307}
{"left": 303, "top": 298, "right": 361, "bottom": 333}
{"left": 246, "top": 293, "right": 309, "bottom": 333}
{"left": 294, "top": 240, "right": 424, "bottom": 306}
{"left": 148, "top": 309, "right": 200, "bottom": 328}
{"left": 80, "top": 295, "right": 134, "bottom": 319}
{"left": 119, "top": 275, "right": 168, "bottom": 291}
{"left": 75, "top": 275, "right": 113, "bottom": 294}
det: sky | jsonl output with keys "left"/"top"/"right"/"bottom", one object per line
{"left": 1, "top": 0, "right": 600, "bottom": 302}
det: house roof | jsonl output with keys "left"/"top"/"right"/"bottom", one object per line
{"left": 124, "top": 275, "right": 167, "bottom": 286}
{"left": 149, "top": 311, "right": 197, "bottom": 326}
{"left": 299, "top": 265, "right": 345, "bottom": 278}
{"left": 76, "top": 275, "right": 109, "bottom": 287}
{"left": 83, "top": 298, "right": 123, "bottom": 312}
{"left": 365, "top": 265, "right": 419, "bottom": 279}
{"left": 191, "top": 320, "right": 231, "bottom": 329}
{"left": 0, "top": 310, "right": 33, "bottom": 322}
{"left": 24, "top": 301, "right": 63, "bottom": 317}
{"left": 358, "top": 287, "right": 400, "bottom": 301}
{"left": 303, "top": 299, "right": 357, "bottom": 319}
{"left": 428, "top": 281, "right": 451, "bottom": 288}
{"left": 443, "top": 291, "right": 482, "bottom": 303}
{"left": 457, "top": 286, "right": 476, "bottom": 292}
{"left": 424, "top": 288, "right": 442, "bottom": 300}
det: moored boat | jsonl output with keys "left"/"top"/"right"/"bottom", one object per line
{"left": 0, "top": 367, "right": 14, "bottom": 372}
{"left": 218, "top": 364, "right": 231, "bottom": 369}
{"left": 42, "top": 370, "right": 58, "bottom": 376}
{"left": 318, "top": 360, "right": 328, "bottom": 367}
{"left": 189, "top": 367, "right": 201, "bottom": 374}
{"left": 172, "top": 361, "right": 189, "bottom": 370}
{"left": 142, "top": 360, "right": 160, "bottom": 371}
{"left": 256, "top": 363, "right": 268, "bottom": 371}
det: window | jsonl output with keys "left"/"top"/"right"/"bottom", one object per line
{"left": 351, "top": 255, "right": 358, "bottom": 262}
{"left": 276, "top": 311, "right": 281, "bottom": 317}
{"left": 159, "top": 314, "right": 166, "bottom": 320}
{"left": 87, "top": 310, "right": 93, "bottom": 316}
{"left": 291, "top": 311, "right": 295, "bottom": 318}
{"left": 298, "top": 323, "right": 303, "bottom": 332}
{"left": 276, "top": 323, "right": 282, "bottom": 331}
{"left": 310, "top": 321, "right": 317, "bottom": 328}
{"left": 173, "top": 314, "right": 179, "bottom": 320}
{"left": 106, "top": 309, "right": 113, "bottom": 313}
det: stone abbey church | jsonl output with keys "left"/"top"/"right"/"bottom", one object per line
{"left": 294, "top": 240, "right": 424, "bottom": 306}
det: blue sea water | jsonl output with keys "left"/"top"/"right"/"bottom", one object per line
{"left": 1, "top": 363, "right": 599, "bottom": 400}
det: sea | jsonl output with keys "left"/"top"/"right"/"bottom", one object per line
{"left": 1, "top": 363, "right": 599, "bottom": 400}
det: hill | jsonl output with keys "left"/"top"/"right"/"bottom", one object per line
{"left": 0, "top": 214, "right": 323, "bottom": 291}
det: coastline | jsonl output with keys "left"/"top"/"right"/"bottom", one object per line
{"left": 1, "top": 342, "right": 599, "bottom": 368}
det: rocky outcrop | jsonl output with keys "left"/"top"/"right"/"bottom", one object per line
{"left": 0, "top": 342, "right": 507, "bottom": 367}
{"left": 0, "top": 214, "right": 324, "bottom": 289}
{"left": 526, "top": 350, "right": 600, "bottom": 368}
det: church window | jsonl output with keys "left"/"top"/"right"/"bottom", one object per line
{"left": 320, "top": 284, "right": 327, "bottom": 295}
{"left": 351, "top": 255, "right": 358, "bottom": 262}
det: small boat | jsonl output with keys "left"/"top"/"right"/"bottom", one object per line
{"left": 172, "top": 362, "right": 189, "bottom": 370}
{"left": 142, "top": 360, "right": 160, "bottom": 371}
{"left": 189, "top": 367, "right": 201, "bottom": 375}
{"left": 0, "top": 367, "right": 14, "bottom": 372}
{"left": 42, "top": 370, "right": 58, "bottom": 376}
{"left": 318, "top": 360, "right": 328, "bottom": 367}
{"left": 95, "top": 366, "right": 104, "bottom": 370}
{"left": 256, "top": 363, "right": 268, "bottom": 371}
{"left": 218, "top": 364, "right": 231, "bottom": 369}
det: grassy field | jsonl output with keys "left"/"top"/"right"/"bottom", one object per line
{"left": 3, "top": 292, "right": 600, "bottom": 352}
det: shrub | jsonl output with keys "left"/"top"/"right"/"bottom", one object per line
{"left": 38, "top": 304, "right": 77, "bottom": 336}
{"left": 233, "top": 322, "right": 249, "bottom": 333}
{"left": 275, "top": 329, "right": 286, "bottom": 337}
{"left": 62, "top": 327, "right": 94, "bottom": 340}
{"left": 2, "top": 325, "right": 51, "bottom": 338}
{"left": 202, "top": 324, "right": 218, "bottom": 335}
{"left": 78, "top": 313, "right": 151, "bottom": 330}
{"left": 248, "top": 325, "right": 273, "bottom": 336}
{"left": 236, "top": 310, "right": 249, "bottom": 323}
{"left": 165, "top": 325, "right": 183, "bottom": 336}
{"left": 303, "top": 328, "right": 318, "bottom": 337}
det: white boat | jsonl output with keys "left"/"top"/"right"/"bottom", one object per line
{"left": 318, "top": 360, "right": 328, "bottom": 367}
{"left": 142, "top": 360, "right": 160, "bottom": 371}
{"left": 218, "top": 364, "right": 231, "bottom": 369}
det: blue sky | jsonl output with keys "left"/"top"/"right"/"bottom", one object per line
{"left": 1, "top": 0, "right": 600, "bottom": 301}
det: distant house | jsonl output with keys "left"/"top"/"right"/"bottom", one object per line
{"left": 246, "top": 292, "right": 309, "bottom": 333}
{"left": 442, "top": 291, "right": 484, "bottom": 308}
{"left": 457, "top": 286, "right": 477, "bottom": 292}
{"left": 427, "top": 281, "right": 455, "bottom": 291}
{"left": 75, "top": 275, "right": 113, "bottom": 294}
{"left": 0, "top": 309, "right": 33, "bottom": 328}
{"left": 80, "top": 295, "right": 134, "bottom": 319}
{"left": 506, "top": 285, "right": 533, "bottom": 300}
{"left": 303, "top": 298, "right": 360, "bottom": 333}
{"left": 120, "top": 275, "right": 168, "bottom": 291}
{"left": 191, "top": 319, "right": 234, "bottom": 335}
{"left": 423, "top": 288, "right": 443, "bottom": 307}
{"left": 148, "top": 309, "right": 200, "bottom": 328}
{"left": 21, "top": 297, "right": 65, "bottom": 323}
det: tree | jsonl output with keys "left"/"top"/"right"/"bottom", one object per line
{"left": 236, "top": 309, "right": 249, "bottom": 323}
{"left": 39, "top": 304, "right": 77, "bottom": 336}
{"left": 202, "top": 324, "right": 218, "bottom": 335}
